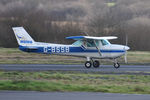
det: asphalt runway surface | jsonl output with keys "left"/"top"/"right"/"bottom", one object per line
{"left": 0, "top": 64, "right": 150, "bottom": 73}
{"left": 0, "top": 91, "right": 150, "bottom": 100}
{"left": 1, "top": 65, "right": 150, "bottom": 100}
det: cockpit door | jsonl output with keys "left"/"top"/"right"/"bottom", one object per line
{"left": 85, "top": 40, "right": 101, "bottom": 56}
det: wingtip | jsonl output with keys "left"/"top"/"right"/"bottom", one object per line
{"left": 12, "top": 26, "right": 24, "bottom": 29}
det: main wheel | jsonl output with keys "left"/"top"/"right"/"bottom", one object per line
{"left": 114, "top": 62, "right": 120, "bottom": 69}
{"left": 85, "top": 61, "right": 92, "bottom": 68}
{"left": 93, "top": 60, "right": 100, "bottom": 68}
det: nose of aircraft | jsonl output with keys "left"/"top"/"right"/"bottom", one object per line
{"left": 124, "top": 46, "right": 130, "bottom": 51}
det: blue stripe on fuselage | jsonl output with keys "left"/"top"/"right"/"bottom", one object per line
{"left": 69, "top": 47, "right": 125, "bottom": 53}
{"left": 19, "top": 45, "right": 125, "bottom": 53}
{"left": 19, "top": 45, "right": 43, "bottom": 53}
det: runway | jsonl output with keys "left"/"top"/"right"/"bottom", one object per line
{"left": 0, "top": 91, "right": 150, "bottom": 100}
{"left": 0, "top": 64, "right": 150, "bottom": 73}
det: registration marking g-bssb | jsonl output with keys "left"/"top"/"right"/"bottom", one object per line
{"left": 44, "top": 46, "right": 69, "bottom": 53}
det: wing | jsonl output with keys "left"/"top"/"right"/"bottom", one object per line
{"left": 66, "top": 36, "right": 118, "bottom": 40}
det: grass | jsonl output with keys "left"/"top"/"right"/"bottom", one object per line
{"left": 0, "top": 48, "right": 150, "bottom": 64}
{"left": 127, "top": 51, "right": 150, "bottom": 64}
{"left": 0, "top": 71, "right": 150, "bottom": 94}
{"left": 0, "top": 48, "right": 84, "bottom": 64}
{"left": 0, "top": 48, "right": 149, "bottom": 94}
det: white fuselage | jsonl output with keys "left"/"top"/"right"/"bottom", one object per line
{"left": 19, "top": 40, "right": 130, "bottom": 59}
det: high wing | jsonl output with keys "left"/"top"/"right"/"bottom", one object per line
{"left": 66, "top": 36, "right": 118, "bottom": 40}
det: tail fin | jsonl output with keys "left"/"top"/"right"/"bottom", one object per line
{"left": 12, "top": 27, "right": 35, "bottom": 46}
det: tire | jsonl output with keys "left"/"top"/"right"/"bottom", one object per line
{"left": 85, "top": 61, "right": 92, "bottom": 68}
{"left": 93, "top": 60, "right": 100, "bottom": 68}
{"left": 114, "top": 62, "right": 120, "bottom": 69}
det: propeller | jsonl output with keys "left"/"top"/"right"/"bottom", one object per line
{"left": 124, "top": 34, "right": 128, "bottom": 63}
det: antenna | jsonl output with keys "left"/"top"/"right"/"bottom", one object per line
{"left": 83, "top": 31, "right": 89, "bottom": 36}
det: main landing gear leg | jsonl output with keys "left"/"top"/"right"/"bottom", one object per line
{"left": 84, "top": 57, "right": 100, "bottom": 68}
{"left": 113, "top": 59, "right": 120, "bottom": 69}
{"left": 85, "top": 57, "right": 92, "bottom": 68}
{"left": 92, "top": 59, "right": 100, "bottom": 68}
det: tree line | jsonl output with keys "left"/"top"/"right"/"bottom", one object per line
{"left": 0, "top": 0, "right": 150, "bottom": 51}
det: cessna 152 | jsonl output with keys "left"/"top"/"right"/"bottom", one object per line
{"left": 12, "top": 27, "right": 130, "bottom": 68}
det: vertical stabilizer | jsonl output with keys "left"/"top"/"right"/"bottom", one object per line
{"left": 12, "top": 27, "right": 35, "bottom": 46}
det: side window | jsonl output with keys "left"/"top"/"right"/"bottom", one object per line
{"left": 87, "top": 40, "right": 99, "bottom": 47}
{"left": 87, "top": 40, "right": 94, "bottom": 47}
{"left": 95, "top": 40, "right": 99, "bottom": 46}
{"left": 72, "top": 40, "right": 83, "bottom": 46}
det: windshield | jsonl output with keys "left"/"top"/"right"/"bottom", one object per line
{"left": 101, "top": 39, "right": 110, "bottom": 46}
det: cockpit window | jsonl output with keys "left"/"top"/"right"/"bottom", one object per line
{"left": 72, "top": 40, "right": 99, "bottom": 47}
{"left": 87, "top": 40, "right": 99, "bottom": 47}
{"left": 101, "top": 39, "right": 110, "bottom": 46}
{"left": 72, "top": 40, "right": 83, "bottom": 46}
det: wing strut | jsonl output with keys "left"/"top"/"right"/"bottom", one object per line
{"left": 93, "top": 40, "right": 101, "bottom": 56}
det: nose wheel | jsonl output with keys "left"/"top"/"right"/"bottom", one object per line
{"left": 113, "top": 59, "right": 120, "bottom": 69}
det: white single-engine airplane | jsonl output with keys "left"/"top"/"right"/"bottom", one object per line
{"left": 12, "top": 27, "right": 130, "bottom": 68}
